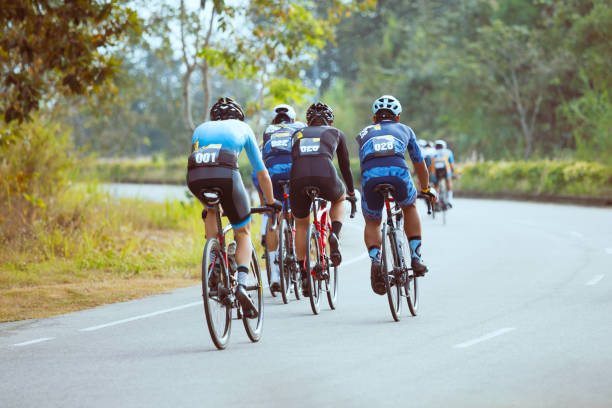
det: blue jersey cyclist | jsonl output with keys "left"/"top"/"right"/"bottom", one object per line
{"left": 357, "top": 95, "right": 437, "bottom": 295}
{"left": 186, "top": 97, "right": 281, "bottom": 318}
{"left": 258, "top": 104, "right": 305, "bottom": 292}
{"left": 429, "top": 139, "right": 455, "bottom": 207}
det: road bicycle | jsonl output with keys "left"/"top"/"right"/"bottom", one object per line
{"left": 433, "top": 169, "right": 450, "bottom": 225}
{"left": 199, "top": 188, "right": 274, "bottom": 350}
{"left": 303, "top": 187, "right": 356, "bottom": 315}
{"left": 375, "top": 184, "right": 432, "bottom": 321}
{"left": 276, "top": 180, "right": 302, "bottom": 304}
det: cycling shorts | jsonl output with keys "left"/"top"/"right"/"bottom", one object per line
{"left": 187, "top": 166, "right": 251, "bottom": 229}
{"left": 430, "top": 168, "right": 450, "bottom": 184}
{"left": 289, "top": 158, "right": 344, "bottom": 219}
{"left": 361, "top": 166, "right": 417, "bottom": 221}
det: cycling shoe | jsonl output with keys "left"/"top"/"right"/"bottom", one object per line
{"left": 411, "top": 257, "right": 428, "bottom": 277}
{"left": 370, "top": 258, "right": 386, "bottom": 295}
{"left": 270, "top": 282, "right": 281, "bottom": 292}
{"left": 236, "top": 284, "right": 258, "bottom": 319}
{"left": 300, "top": 270, "right": 310, "bottom": 297}
{"left": 328, "top": 233, "right": 341, "bottom": 266}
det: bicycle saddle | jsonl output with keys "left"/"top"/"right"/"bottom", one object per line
{"left": 277, "top": 179, "right": 290, "bottom": 187}
{"left": 373, "top": 183, "right": 396, "bottom": 194}
{"left": 201, "top": 188, "right": 223, "bottom": 205}
{"left": 303, "top": 185, "right": 320, "bottom": 198}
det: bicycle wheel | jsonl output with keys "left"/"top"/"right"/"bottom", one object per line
{"left": 202, "top": 238, "right": 232, "bottom": 350}
{"left": 306, "top": 224, "right": 321, "bottom": 315}
{"left": 278, "top": 218, "right": 291, "bottom": 304}
{"left": 381, "top": 223, "right": 401, "bottom": 321}
{"left": 242, "top": 245, "right": 264, "bottom": 342}
{"left": 398, "top": 231, "right": 419, "bottom": 316}
{"left": 324, "top": 229, "right": 338, "bottom": 309}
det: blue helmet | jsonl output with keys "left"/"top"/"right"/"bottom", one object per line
{"left": 372, "top": 95, "right": 402, "bottom": 117}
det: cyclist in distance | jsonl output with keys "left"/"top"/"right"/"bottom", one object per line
{"left": 260, "top": 104, "right": 305, "bottom": 292}
{"left": 356, "top": 95, "right": 437, "bottom": 295}
{"left": 430, "top": 139, "right": 455, "bottom": 207}
{"left": 187, "top": 97, "right": 281, "bottom": 317}
{"left": 289, "top": 102, "right": 357, "bottom": 295}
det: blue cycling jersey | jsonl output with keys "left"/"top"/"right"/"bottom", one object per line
{"left": 261, "top": 121, "right": 305, "bottom": 167}
{"left": 356, "top": 121, "right": 423, "bottom": 171}
{"left": 191, "top": 119, "right": 265, "bottom": 172}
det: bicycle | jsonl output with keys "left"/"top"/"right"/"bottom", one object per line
{"left": 276, "top": 180, "right": 302, "bottom": 304}
{"left": 199, "top": 188, "right": 274, "bottom": 350}
{"left": 433, "top": 168, "right": 450, "bottom": 225}
{"left": 303, "top": 187, "right": 357, "bottom": 315}
{"left": 375, "top": 184, "right": 432, "bottom": 321}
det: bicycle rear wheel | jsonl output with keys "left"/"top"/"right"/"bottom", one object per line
{"left": 381, "top": 224, "right": 401, "bottom": 321}
{"left": 202, "top": 238, "right": 232, "bottom": 350}
{"left": 306, "top": 224, "right": 321, "bottom": 315}
{"left": 242, "top": 245, "right": 264, "bottom": 342}
{"left": 278, "top": 218, "right": 291, "bottom": 304}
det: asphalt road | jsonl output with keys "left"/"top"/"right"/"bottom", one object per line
{"left": 2, "top": 199, "right": 611, "bottom": 407}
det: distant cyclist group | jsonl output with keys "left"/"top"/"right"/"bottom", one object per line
{"left": 187, "top": 94, "right": 454, "bottom": 347}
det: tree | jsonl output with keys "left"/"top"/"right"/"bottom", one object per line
{"left": 0, "top": 0, "right": 141, "bottom": 126}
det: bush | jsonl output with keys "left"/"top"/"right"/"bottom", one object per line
{"left": 457, "top": 160, "right": 612, "bottom": 198}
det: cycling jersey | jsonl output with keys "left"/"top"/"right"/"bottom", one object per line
{"left": 356, "top": 121, "right": 423, "bottom": 221}
{"left": 289, "top": 125, "right": 355, "bottom": 218}
{"left": 188, "top": 119, "right": 263, "bottom": 229}
{"left": 430, "top": 148, "right": 454, "bottom": 179}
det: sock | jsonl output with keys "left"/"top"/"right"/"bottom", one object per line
{"left": 331, "top": 221, "right": 342, "bottom": 237}
{"left": 269, "top": 251, "right": 280, "bottom": 282}
{"left": 368, "top": 246, "right": 380, "bottom": 260}
{"left": 237, "top": 265, "right": 249, "bottom": 285}
{"left": 260, "top": 214, "right": 268, "bottom": 236}
{"left": 448, "top": 190, "right": 453, "bottom": 202}
{"left": 408, "top": 236, "right": 422, "bottom": 260}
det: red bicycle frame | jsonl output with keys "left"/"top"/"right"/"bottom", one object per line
{"left": 311, "top": 198, "right": 332, "bottom": 274}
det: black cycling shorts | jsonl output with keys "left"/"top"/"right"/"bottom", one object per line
{"left": 289, "top": 158, "right": 345, "bottom": 219}
{"left": 435, "top": 167, "right": 448, "bottom": 181}
{"left": 186, "top": 166, "right": 251, "bottom": 228}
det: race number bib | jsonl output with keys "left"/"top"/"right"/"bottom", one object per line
{"left": 270, "top": 131, "right": 292, "bottom": 152}
{"left": 193, "top": 144, "right": 221, "bottom": 164}
{"left": 371, "top": 135, "right": 395, "bottom": 157}
{"left": 299, "top": 138, "right": 321, "bottom": 156}
{"left": 435, "top": 160, "right": 446, "bottom": 169}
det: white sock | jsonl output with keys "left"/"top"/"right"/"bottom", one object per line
{"left": 269, "top": 250, "right": 280, "bottom": 283}
{"left": 260, "top": 214, "right": 268, "bottom": 237}
{"left": 238, "top": 271, "right": 248, "bottom": 286}
{"left": 448, "top": 190, "right": 453, "bottom": 202}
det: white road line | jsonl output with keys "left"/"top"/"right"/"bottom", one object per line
{"left": 605, "top": 248, "right": 612, "bottom": 255}
{"left": 341, "top": 252, "right": 369, "bottom": 267}
{"left": 79, "top": 301, "right": 201, "bottom": 332}
{"left": 454, "top": 328, "right": 516, "bottom": 349}
{"left": 13, "top": 337, "right": 55, "bottom": 347}
{"left": 585, "top": 274, "right": 604, "bottom": 286}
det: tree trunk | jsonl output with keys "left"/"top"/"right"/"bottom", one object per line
{"left": 201, "top": 61, "right": 210, "bottom": 121}
{"left": 183, "top": 68, "right": 195, "bottom": 133}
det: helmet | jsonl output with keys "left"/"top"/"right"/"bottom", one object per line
{"left": 417, "top": 139, "right": 427, "bottom": 148}
{"left": 306, "top": 102, "right": 334, "bottom": 125}
{"left": 272, "top": 104, "right": 296, "bottom": 123}
{"left": 372, "top": 95, "right": 402, "bottom": 117}
{"left": 210, "top": 97, "right": 245, "bottom": 121}
{"left": 435, "top": 139, "right": 447, "bottom": 149}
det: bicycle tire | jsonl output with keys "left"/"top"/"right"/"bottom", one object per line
{"left": 242, "top": 245, "right": 264, "bottom": 342}
{"left": 326, "top": 265, "right": 338, "bottom": 310}
{"left": 306, "top": 224, "right": 321, "bottom": 315}
{"left": 202, "top": 238, "right": 232, "bottom": 350}
{"left": 278, "top": 218, "right": 291, "bottom": 304}
{"left": 398, "top": 230, "right": 419, "bottom": 316}
{"left": 381, "top": 223, "right": 401, "bottom": 321}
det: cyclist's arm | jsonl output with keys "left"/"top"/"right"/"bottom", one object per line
{"left": 406, "top": 128, "right": 429, "bottom": 189}
{"left": 245, "top": 126, "right": 275, "bottom": 205}
{"left": 335, "top": 130, "right": 355, "bottom": 194}
{"left": 448, "top": 150, "right": 455, "bottom": 173}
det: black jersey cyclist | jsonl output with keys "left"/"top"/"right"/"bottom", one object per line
{"left": 259, "top": 104, "right": 305, "bottom": 292}
{"left": 289, "top": 102, "right": 357, "bottom": 295}
{"left": 356, "top": 95, "right": 437, "bottom": 295}
{"left": 186, "top": 97, "right": 280, "bottom": 317}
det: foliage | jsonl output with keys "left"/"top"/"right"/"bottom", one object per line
{"left": 457, "top": 160, "right": 612, "bottom": 198}
{"left": 0, "top": 0, "right": 141, "bottom": 127}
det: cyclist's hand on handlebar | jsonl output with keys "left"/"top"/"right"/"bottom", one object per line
{"left": 265, "top": 199, "right": 283, "bottom": 212}
{"left": 421, "top": 186, "right": 438, "bottom": 203}
{"left": 346, "top": 191, "right": 358, "bottom": 218}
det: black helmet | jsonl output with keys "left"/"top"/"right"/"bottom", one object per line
{"left": 210, "top": 97, "right": 245, "bottom": 121}
{"left": 306, "top": 102, "right": 334, "bottom": 125}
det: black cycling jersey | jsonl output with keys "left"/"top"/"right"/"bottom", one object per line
{"left": 290, "top": 125, "right": 354, "bottom": 193}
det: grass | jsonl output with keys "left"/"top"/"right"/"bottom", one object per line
{"left": 0, "top": 184, "right": 265, "bottom": 322}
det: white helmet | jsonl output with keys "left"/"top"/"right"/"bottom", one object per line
{"left": 435, "top": 139, "right": 447, "bottom": 149}
{"left": 417, "top": 139, "right": 427, "bottom": 148}
{"left": 272, "top": 104, "right": 296, "bottom": 121}
{"left": 372, "top": 95, "right": 402, "bottom": 116}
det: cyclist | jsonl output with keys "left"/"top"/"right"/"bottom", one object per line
{"left": 356, "top": 95, "right": 437, "bottom": 296}
{"left": 289, "top": 102, "right": 357, "bottom": 295}
{"left": 187, "top": 97, "right": 280, "bottom": 317}
{"left": 260, "top": 104, "right": 305, "bottom": 292}
{"left": 430, "top": 139, "right": 455, "bottom": 207}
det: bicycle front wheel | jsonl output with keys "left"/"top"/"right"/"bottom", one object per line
{"left": 399, "top": 231, "right": 419, "bottom": 316}
{"left": 242, "top": 245, "right": 264, "bottom": 342}
{"left": 278, "top": 218, "right": 291, "bottom": 304}
{"left": 202, "top": 238, "right": 232, "bottom": 350}
{"left": 381, "top": 224, "right": 401, "bottom": 321}
{"left": 306, "top": 224, "right": 321, "bottom": 315}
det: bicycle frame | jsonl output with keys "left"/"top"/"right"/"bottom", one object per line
{"left": 311, "top": 197, "right": 331, "bottom": 272}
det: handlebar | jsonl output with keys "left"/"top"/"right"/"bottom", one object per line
{"left": 251, "top": 206, "right": 280, "bottom": 230}
{"left": 349, "top": 198, "right": 357, "bottom": 219}
{"left": 417, "top": 194, "right": 433, "bottom": 215}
